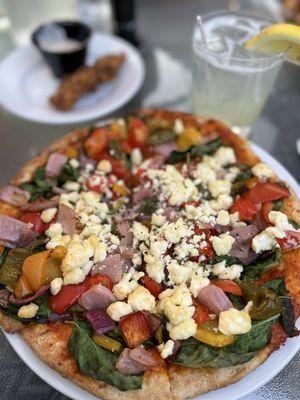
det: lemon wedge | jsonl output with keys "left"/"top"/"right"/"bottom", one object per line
{"left": 245, "top": 23, "right": 300, "bottom": 64}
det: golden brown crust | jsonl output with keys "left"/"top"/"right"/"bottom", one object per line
{"left": 21, "top": 323, "right": 172, "bottom": 400}
{"left": 0, "top": 109, "right": 299, "bottom": 399}
{"left": 168, "top": 346, "right": 272, "bottom": 400}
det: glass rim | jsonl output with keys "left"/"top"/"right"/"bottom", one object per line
{"left": 193, "top": 9, "right": 286, "bottom": 64}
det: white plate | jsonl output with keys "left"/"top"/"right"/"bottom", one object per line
{"left": 3, "top": 143, "right": 300, "bottom": 400}
{"left": 0, "top": 33, "right": 145, "bottom": 124}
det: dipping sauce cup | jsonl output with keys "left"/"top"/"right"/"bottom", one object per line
{"left": 32, "top": 21, "right": 91, "bottom": 78}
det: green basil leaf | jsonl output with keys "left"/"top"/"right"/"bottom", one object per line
{"left": 209, "top": 255, "right": 240, "bottom": 266}
{"left": 264, "top": 278, "right": 298, "bottom": 337}
{"left": 174, "top": 315, "right": 278, "bottom": 369}
{"left": 288, "top": 218, "right": 300, "bottom": 229}
{"left": 0, "top": 248, "right": 9, "bottom": 267}
{"left": 57, "top": 164, "right": 79, "bottom": 186}
{"left": 20, "top": 167, "right": 57, "bottom": 202}
{"left": 139, "top": 196, "right": 158, "bottom": 216}
{"left": 242, "top": 249, "right": 281, "bottom": 280}
{"left": 68, "top": 320, "right": 143, "bottom": 391}
{"left": 168, "top": 138, "right": 221, "bottom": 164}
{"left": 273, "top": 199, "right": 283, "bottom": 211}
{"left": 227, "top": 294, "right": 245, "bottom": 310}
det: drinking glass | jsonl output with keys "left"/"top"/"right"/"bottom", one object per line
{"left": 192, "top": 11, "right": 285, "bottom": 138}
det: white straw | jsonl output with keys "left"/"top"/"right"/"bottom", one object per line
{"left": 197, "top": 15, "right": 208, "bottom": 49}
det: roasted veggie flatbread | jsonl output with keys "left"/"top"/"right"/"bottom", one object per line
{"left": 0, "top": 110, "right": 299, "bottom": 400}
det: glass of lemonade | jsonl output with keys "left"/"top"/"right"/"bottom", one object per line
{"left": 192, "top": 11, "right": 285, "bottom": 137}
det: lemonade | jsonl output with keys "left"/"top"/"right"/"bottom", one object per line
{"left": 192, "top": 12, "right": 285, "bottom": 137}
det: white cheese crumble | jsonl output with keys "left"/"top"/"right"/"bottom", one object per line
{"left": 268, "top": 211, "right": 295, "bottom": 231}
{"left": 97, "top": 159, "right": 112, "bottom": 173}
{"left": 218, "top": 308, "right": 251, "bottom": 335}
{"left": 174, "top": 118, "right": 184, "bottom": 134}
{"left": 209, "top": 180, "right": 231, "bottom": 198}
{"left": 214, "top": 146, "right": 236, "bottom": 166}
{"left": 127, "top": 285, "right": 156, "bottom": 312}
{"left": 50, "top": 277, "right": 63, "bottom": 295}
{"left": 157, "top": 340, "right": 175, "bottom": 359}
{"left": 40, "top": 207, "right": 57, "bottom": 223}
{"left": 131, "top": 148, "right": 143, "bottom": 166}
{"left": 251, "top": 163, "right": 274, "bottom": 179}
{"left": 106, "top": 301, "right": 133, "bottom": 322}
{"left": 211, "top": 233, "right": 235, "bottom": 256}
{"left": 18, "top": 303, "right": 39, "bottom": 319}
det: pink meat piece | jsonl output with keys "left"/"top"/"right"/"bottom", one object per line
{"left": 0, "top": 215, "right": 38, "bottom": 249}
{"left": 78, "top": 283, "right": 116, "bottom": 310}
{"left": 0, "top": 185, "right": 30, "bottom": 207}
{"left": 45, "top": 153, "right": 67, "bottom": 177}
{"left": 21, "top": 197, "right": 59, "bottom": 212}
{"left": 197, "top": 284, "right": 233, "bottom": 314}
{"left": 92, "top": 254, "right": 124, "bottom": 284}
{"left": 56, "top": 204, "right": 77, "bottom": 235}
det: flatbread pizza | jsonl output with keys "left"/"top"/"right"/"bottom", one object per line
{"left": 0, "top": 109, "right": 299, "bottom": 400}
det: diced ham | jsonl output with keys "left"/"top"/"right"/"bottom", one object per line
{"left": 45, "top": 153, "right": 67, "bottom": 178}
{"left": 56, "top": 204, "right": 77, "bottom": 235}
{"left": 229, "top": 224, "right": 259, "bottom": 264}
{"left": 21, "top": 197, "right": 59, "bottom": 212}
{"left": 92, "top": 254, "right": 124, "bottom": 284}
{"left": 85, "top": 309, "right": 115, "bottom": 335}
{"left": 132, "top": 188, "right": 152, "bottom": 205}
{"left": 78, "top": 283, "right": 116, "bottom": 310}
{"left": 9, "top": 285, "right": 49, "bottom": 305}
{"left": 0, "top": 185, "right": 30, "bottom": 207}
{"left": 153, "top": 142, "right": 176, "bottom": 158}
{"left": 0, "top": 215, "right": 38, "bottom": 249}
{"left": 197, "top": 284, "right": 233, "bottom": 314}
{"left": 142, "top": 311, "right": 161, "bottom": 334}
{"left": 117, "top": 220, "right": 130, "bottom": 237}
{"left": 116, "top": 346, "right": 159, "bottom": 375}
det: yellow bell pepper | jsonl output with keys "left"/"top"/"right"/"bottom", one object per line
{"left": 50, "top": 246, "right": 67, "bottom": 262}
{"left": 112, "top": 183, "right": 129, "bottom": 197}
{"left": 194, "top": 321, "right": 235, "bottom": 348}
{"left": 177, "top": 127, "right": 202, "bottom": 151}
{"left": 65, "top": 147, "right": 78, "bottom": 158}
{"left": 93, "top": 334, "right": 122, "bottom": 353}
{"left": 22, "top": 250, "right": 62, "bottom": 293}
{"left": 14, "top": 275, "right": 34, "bottom": 298}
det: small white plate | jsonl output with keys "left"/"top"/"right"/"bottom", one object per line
{"left": 0, "top": 33, "right": 145, "bottom": 124}
{"left": 2, "top": 144, "right": 300, "bottom": 400}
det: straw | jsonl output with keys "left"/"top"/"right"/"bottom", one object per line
{"left": 197, "top": 16, "right": 208, "bottom": 50}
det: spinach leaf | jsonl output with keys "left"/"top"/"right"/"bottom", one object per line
{"left": 68, "top": 320, "right": 143, "bottom": 391}
{"left": 264, "top": 278, "right": 298, "bottom": 337}
{"left": 20, "top": 167, "right": 56, "bottom": 202}
{"left": 174, "top": 315, "right": 278, "bottom": 369}
{"left": 242, "top": 249, "right": 281, "bottom": 280}
{"left": 57, "top": 164, "right": 79, "bottom": 186}
{"left": 148, "top": 130, "right": 176, "bottom": 146}
{"left": 139, "top": 196, "right": 158, "bottom": 215}
{"left": 197, "top": 184, "right": 212, "bottom": 200}
{"left": 109, "top": 140, "right": 131, "bottom": 169}
{"left": 168, "top": 138, "right": 221, "bottom": 164}
{"left": 273, "top": 199, "right": 283, "bottom": 211}
{"left": 209, "top": 255, "right": 240, "bottom": 266}
{"left": 288, "top": 218, "right": 300, "bottom": 229}
{"left": 233, "top": 164, "right": 253, "bottom": 183}
{"left": 0, "top": 293, "right": 51, "bottom": 324}
{"left": 227, "top": 294, "right": 245, "bottom": 310}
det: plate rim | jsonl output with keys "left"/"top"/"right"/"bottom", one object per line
{"left": 0, "top": 32, "right": 145, "bottom": 124}
{"left": 2, "top": 142, "right": 300, "bottom": 400}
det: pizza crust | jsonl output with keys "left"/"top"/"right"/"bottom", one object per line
{"left": 0, "top": 110, "right": 299, "bottom": 399}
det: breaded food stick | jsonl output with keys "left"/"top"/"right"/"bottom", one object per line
{"left": 50, "top": 54, "right": 125, "bottom": 111}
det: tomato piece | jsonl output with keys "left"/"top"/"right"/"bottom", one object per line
{"left": 48, "top": 280, "right": 88, "bottom": 314}
{"left": 86, "top": 174, "right": 116, "bottom": 194}
{"left": 212, "top": 280, "right": 242, "bottom": 296}
{"left": 261, "top": 201, "right": 273, "bottom": 225}
{"left": 122, "top": 141, "right": 132, "bottom": 154}
{"left": 140, "top": 275, "right": 163, "bottom": 299}
{"left": 20, "top": 212, "right": 50, "bottom": 234}
{"left": 119, "top": 311, "right": 152, "bottom": 348}
{"left": 84, "top": 128, "right": 108, "bottom": 159}
{"left": 230, "top": 198, "right": 257, "bottom": 221}
{"left": 193, "top": 303, "right": 210, "bottom": 325}
{"left": 243, "top": 183, "right": 290, "bottom": 204}
{"left": 88, "top": 274, "right": 113, "bottom": 291}
{"left": 276, "top": 230, "right": 300, "bottom": 250}
{"left": 127, "top": 117, "right": 149, "bottom": 148}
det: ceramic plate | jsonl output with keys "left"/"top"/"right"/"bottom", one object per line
{"left": 0, "top": 33, "right": 145, "bottom": 124}
{"left": 3, "top": 144, "right": 300, "bottom": 400}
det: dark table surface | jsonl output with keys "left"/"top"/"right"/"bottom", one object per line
{"left": 0, "top": 1, "right": 299, "bottom": 399}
